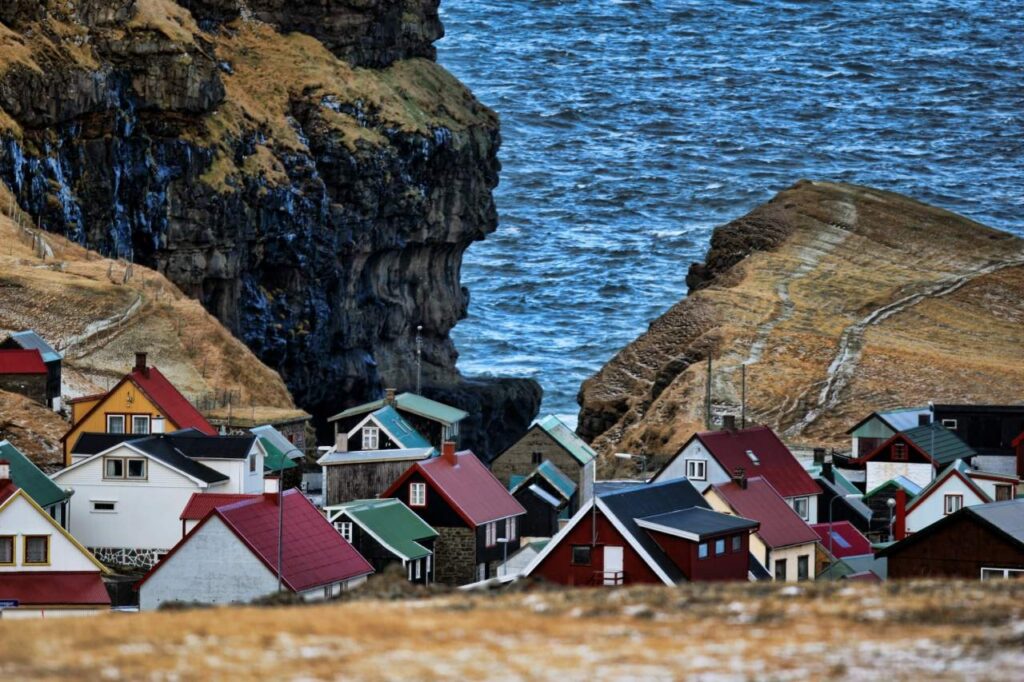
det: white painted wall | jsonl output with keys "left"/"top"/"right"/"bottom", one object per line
{"left": 768, "top": 543, "right": 817, "bottom": 582}
{"left": 906, "top": 476, "right": 988, "bottom": 534}
{"left": 866, "top": 461, "right": 932, "bottom": 493}
{"left": 785, "top": 495, "right": 820, "bottom": 525}
{"left": 654, "top": 439, "right": 731, "bottom": 491}
{"left": 197, "top": 449, "right": 264, "bottom": 494}
{"left": 967, "top": 475, "right": 1015, "bottom": 501}
{"left": 52, "top": 446, "right": 218, "bottom": 551}
{"left": 0, "top": 493, "right": 99, "bottom": 572}
{"left": 139, "top": 515, "right": 279, "bottom": 610}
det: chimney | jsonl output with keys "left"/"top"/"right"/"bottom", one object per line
{"left": 264, "top": 488, "right": 280, "bottom": 505}
{"left": 152, "top": 417, "right": 165, "bottom": 434}
{"left": 442, "top": 441, "right": 457, "bottom": 465}
{"left": 385, "top": 388, "right": 397, "bottom": 406}
{"left": 813, "top": 447, "right": 826, "bottom": 465}
{"left": 0, "top": 459, "right": 9, "bottom": 482}
{"left": 722, "top": 414, "right": 736, "bottom": 432}
{"left": 731, "top": 466, "right": 747, "bottom": 489}
{"left": 134, "top": 352, "right": 148, "bottom": 376}
{"left": 894, "top": 488, "right": 907, "bottom": 541}
{"left": 822, "top": 458, "right": 834, "bottom": 483}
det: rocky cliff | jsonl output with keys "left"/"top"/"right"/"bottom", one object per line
{"left": 0, "top": 0, "right": 541, "bottom": 455}
{"left": 579, "top": 181, "right": 1024, "bottom": 460}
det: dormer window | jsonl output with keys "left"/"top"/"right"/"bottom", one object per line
{"left": 362, "top": 426, "right": 379, "bottom": 450}
{"left": 410, "top": 482, "right": 426, "bottom": 507}
{"left": 893, "top": 443, "right": 908, "bottom": 461}
{"left": 132, "top": 415, "right": 151, "bottom": 434}
{"left": 107, "top": 415, "right": 126, "bottom": 434}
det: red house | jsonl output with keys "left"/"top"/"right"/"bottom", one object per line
{"left": 523, "top": 478, "right": 759, "bottom": 586}
{"left": 0, "top": 349, "right": 48, "bottom": 405}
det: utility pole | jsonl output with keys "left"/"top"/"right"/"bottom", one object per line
{"left": 741, "top": 363, "right": 747, "bottom": 429}
{"left": 415, "top": 325, "right": 423, "bottom": 394}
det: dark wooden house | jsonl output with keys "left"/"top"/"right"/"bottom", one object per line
{"left": 382, "top": 443, "right": 525, "bottom": 585}
{"left": 932, "top": 404, "right": 1024, "bottom": 457}
{"left": 0, "top": 349, "right": 48, "bottom": 406}
{"left": 510, "top": 459, "right": 576, "bottom": 537}
{"left": 0, "top": 331, "right": 62, "bottom": 410}
{"left": 327, "top": 389, "right": 468, "bottom": 449}
{"left": 317, "top": 447, "right": 434, "bottom": 507}
{"left": 862, "top": 476, "right": 921, "bottom": 540}
{"left": 879, "top": 499, "right": 1024, "bottom": 579}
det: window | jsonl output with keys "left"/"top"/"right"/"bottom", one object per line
{"left": 531, "top": 451, "right": 543, "bottom": 465}
{"left": 892, "top": 443, "right": 908, "bottom": 461}
{"left": 91, "top": 501, "right": 117, "bottom": 513}
{"left": 24, "top": 535, "right": 49, "bottom": 565}
{"left": 131, "top": 415, "right": 150, "bottom": 434}
{"left": 941, "top": 419, "right": 958, "bottom": 430}
{"left": 414, "top": 559, "right": 422, "bottom": 580}
{"left": 485, "top": 521, "right": 497, "bottom": 547}
{"left": 248, "top": 455, "right": 256, "bottom": 473}
{"left": 798, "top": 555, "right": 809, "bottom": 580}
{"left": 506, "top": 516, "right": 517, "bottom": 541}
{"left": 715, "top": 538, "right": 725, "bottom": 555}
{"left": 104, "top": 458, "right": 124, "bottom": 479}
{"left": 698, "top": 542, "right": 709, "bottom": 559}
{"left": 732, "top": 535, "right": 742, "bottom": 552}
{"left": 774, "top": 558, "right": 787, "bottom": 581}
{"left": 335, "top": 521, "right": 353, "bottom": 542}
{"left": 362, "top": 426, "right": 379, "bottom": 450}
{"left": 0, "top": 536, "right": 13, "bottom": 565}
{"left": 127, "top": 459, "right": 146, "bottom": 479}
{"left": 571, "top": 545, "right": 592, "bottom": 565}
{"left": 944, "top": 494, "right": 963, "bottom": 515}
{"left": 746, "top": 450, "right": 760, "bottom": 465}
{"left": 995, "top": 485, "right": 1013, "bottom": 502}
{"left": 685, "top": 459, "right": 707, "bottom": 481}
{"left": 477, "top": 563, "right": 487, "bottom": 581}
{"left": 107, "top": 415, "right": 125, "bottom": 434}
{"left": 981, "top": 568, "right": 1024, "bottom": 580}
{"left": 409, "top": 482, "right": 426, "bottom": 507}
{"left": 792, "top": 497, "right": 810, "bottom": 521}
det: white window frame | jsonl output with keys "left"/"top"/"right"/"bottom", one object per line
{"left": 362, "top": 426, "right": 379, "bottom": 450}
{"left": 685, "top": 459, "right": 707, "bottom": 481}
{"left": 104, "top": 457, "right": 125, "bottom": 479}
{"left": 944, "top": 494, "right": 963, "bottom": 515}
{"left": 106, "top": 414, "right": 125, "bottom": 434}
{"left": 90, "top": 500, "right": 118, "bottom": 513}
{"left": 792, "top": 496, "right": 810, "bottom": 521}
{"left": 126, "top": 458, "right": 147, "bottom": 480}
{"left": 486, "top": 521, "right": 497, "bottom": 547}
{"left": 335, "top": 521, "right": 353, "bottom": 542}
{"left": 409, "top": 482, "right": 426, "bottom": 507}
{"left": 414, "top": 559, "right": 422, "bottom": 580}
{"left": 941, "top": 419, "right": 958, "bottom": 430}
{"left": 506, "top": 516, "right": 517, "bottom": 541}
{"left": 131, "top": 415, "right": 151, "bottom": 434}
{"left": 981, "top": 567, "right": 1024, "bottom": 580}
{"left": 426, "top": 555, "right": 431, "bottom": 577}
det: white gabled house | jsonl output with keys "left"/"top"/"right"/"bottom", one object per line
{"left": 903, "top": 460, "right": 1018, "bottom": 535}
{"left": 50, "top": 431, "right": 265, "bottom": 568}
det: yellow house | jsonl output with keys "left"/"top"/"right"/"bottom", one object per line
{"left": 61, "top": 353, "right": 216, "bottom": 465}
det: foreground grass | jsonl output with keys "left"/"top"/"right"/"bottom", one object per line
{"left": 1, "top": 581, "right": 1021, "bottom": 680}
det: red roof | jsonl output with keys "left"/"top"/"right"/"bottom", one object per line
{"left": 0, "top": 572, "right": 110, "bottom": 606}
{"left": 810, "top": 521, "right": 872, "bottom": 558}
{"left": 140, "top": 490, "right": 373, "bottom": 593}
{"left": 0, "top": 349, "right": 46, "bottom": 375}
{"left": 180, "top": 492, "right": 260, "bottom": 521}
{"left": 694, "top": 427, "right": 821, "bottom": 498}
{"left": 130, "top": 366, "right": 216, "bottom": 435}
{"left": 1013, "top": 430, "right": 1024, "bottom": 448}
{"left": 0, "top": 479, "right": 18, "bottom": 505}
{"left": 383, "top": 451, "right": 526, "bottom": 528}
{"left": 713, "top": 477, "right": 821, "bottom": 549}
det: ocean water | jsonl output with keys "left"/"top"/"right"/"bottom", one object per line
{"left": 438, "top": 1, "right": 1024, "bottom": 420}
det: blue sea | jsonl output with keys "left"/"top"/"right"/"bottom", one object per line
{"left": 439, "top": 1, "right": 1024, "bottom": 421}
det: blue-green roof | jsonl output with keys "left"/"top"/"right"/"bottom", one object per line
{"left": 6, "top": 331, "right": 62, "bottom": 363}
{"left": 251, "top": 425, "right": 303, "bottom": 460}
{"left": 329, "top": 393, "right": 468, "bottom": 425}
{"left": 325, "top": 498, "right": 438, "bottom": 561}
{"left": 900, "top": 423, "right": 977, "bottom": 466}
{"left": 511, "top": 460, "right": 577, "bottom": 501}
{"left": 260, "top": 437, "right": 299, "bottom": 472}
{"left": 537, "top": 415, "right": 595, "bottom": 465}
{"left": 864, "top": 475, "right": 923, "bottom": 499}
{"left": 367, "top": 406, "right": 431, "bottom": 449}
{"left": 508, "top": 474, "right": 527, "bottom": 492}
{"left": 0, "top": 440, "right": 69, "bottom": 508}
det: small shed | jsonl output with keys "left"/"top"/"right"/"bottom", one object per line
{"left": 0, "top": 349, "right": 48, "bottom": 406}
{"left": 1, "top": 331, "right": 62, "bottom": 410}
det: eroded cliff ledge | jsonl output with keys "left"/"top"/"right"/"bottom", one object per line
{"left": 0, "top": 0, "right": 541, "bottom": 455}
{"left": 579, "top": 181, "right": 1024, "bottom": 460}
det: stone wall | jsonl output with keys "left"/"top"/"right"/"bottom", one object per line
{"left": 433, "top": 526, "right": 476, "bottom": 586}
{"left": 491, "top": 428, "right": 583, "bottom": 510}
{"left": 0, "top": 373, "right": 47, "bottom": 406}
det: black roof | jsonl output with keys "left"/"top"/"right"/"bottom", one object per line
{"left": 127, "top": 436, "right": 229, "bottom": 485}
{"left": 639, "top": 507, "right": 759, "bottom": 539}
{"left": 71, "top": 433, "right": 141, "bottom": 456}
{"left": 160, "top": 428, "right": 257, "bottom": 460}
{"left": 599, "top": 478, "right": 712, "bottom": 583}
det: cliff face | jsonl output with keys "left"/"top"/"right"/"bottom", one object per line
{"left": 0, "top": 0, "right": 540, "bottom": 455}
{"left": 579, "top": 180, "right": 1024, "bottom": 460}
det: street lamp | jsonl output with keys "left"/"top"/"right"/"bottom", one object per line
{"left": 828, "top": 493, "right": 861, "bottom": 580}
{"left": 614, "top": 452, "right": 649, "bottom": 477}
{"left": 497, "top": 537, "right": 510, "bottom": 578}
{"left": 886, "top": 497, "right": 897, "bottom": 543}
{"left": 275, "top": 444, "right": 305, "bottom": 592}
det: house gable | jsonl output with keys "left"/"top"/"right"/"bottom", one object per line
{"left": 652, "top": 435, "right": 731, "bottom": 491}
{"left": 0, "top": 489, "right": 107, "bottom": 573}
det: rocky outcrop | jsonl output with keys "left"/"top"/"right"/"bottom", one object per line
{"left": 579, "top": 180, "right": 1024, "bottom": 459}
{"left": 0, "top": 1, "right": 540, "bottom": 456}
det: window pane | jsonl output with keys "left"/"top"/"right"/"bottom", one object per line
{"left": 108, "top": 416, "right": 125, "bottom": 434}
{"left": 798, "top": 555, "right": 809, "bottom": 580}
{"left": 0, "top": 537, "right": 12, "bottom": 563}
{"left": 775, "top": 559, "right": 787, "bottom": 581}
{"left": 105, "top": 459, "right": 123, "bottom": 478}
{"left": 571, "top": 546, "right": 591, "bottom": 565}
{"left": 25, "top": 536, "right": 48, "bottom": 564}
{"left": 732, "top": 535, "right": 741, "bottom": 552}
{"left": 127, "top": 459, "right": 146, "bottom": 478}
{"left": 715, "top": 539, "right": 725, "bottom": 555}
{"left": 132, "top": 416, "right": 150, "bottom": 434}
{"left": 92, "top": 502, "right": 116, "bottom": 512}
{"left": 698, "top": 543, "right": 708, "bottom": 559}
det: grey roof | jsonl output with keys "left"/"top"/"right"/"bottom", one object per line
{"left": 594, "top": 480, "right": 645, "bottom": 496}
{"left": 637, "top": 506, "right": 758, "bottom": 540}
{"left": 817, "top": 477, "right": 873, "bottom": 522}
{"left": 969, "top": 499, "right": 1024, "bottom": 545}
{"left": 328, "top": 393, "right": 468, "bottom": 424}
{"left": 69, "top": 431, "right": 252, "bottom": 483}
{"left": 878, "top": 407, "right": 931, "bottom": 432}
{"left": 5, "top": 330, "right": 62, "bottom": 363}
{"left": 900, "top": 423, "right": 977, "bottom": 466}
{"left": 71, "top": 433, "right": 142, "bottom": 456}
{"left": 317, "top": 447, "right": 435, "bottom": 466}
{"left": 159, "top": 429, "right": 257, "bottom": 460}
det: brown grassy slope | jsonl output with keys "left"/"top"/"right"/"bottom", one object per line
{"left": 0, "top": 182, "right": 297, "bottom": 461}
{"left": 0, "top": 581, "right": 1021, "bottom": 680}
{"left": 0, "top": 389, "right": 66, "bottom": 469}
{"left": 579, "top": 180, "right": 1024, "bottom": 463}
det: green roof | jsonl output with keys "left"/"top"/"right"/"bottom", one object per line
{"left": 0, "top": 440, "right": 69, "bottom": 508}
{"left": 513, "top": 460, "right": 577, "bottom": 500}
{"left": 260, "top": 437, "right": 298, "bottom": 472}
{"left": 900, "top": 423, "right": 977, "bottom": 466}
{"left": 864, "top": 475, "right": 923, "bottom": 500}
{"left": 251, "top": 425, "right": 303, "bottom": 460}
{"left": 537, "top": 415, "right": 595, "bottom": 465}
{"left": 367, "top": 406, "right": 432, "bottom": 449}
{"left": 326, "top": 498, "right": 438, "bottom": 561}
{"left": 329, "top": 393, "right": 468, "bottom": 425}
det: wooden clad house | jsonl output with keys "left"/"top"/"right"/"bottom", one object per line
{"left": 902, "top": 460, "right": 1018, "bottom": 536}
{"left": 855, "top": 423, "right": 976, "bottom": 493}
{"left": 0, "top": 330, "right": 62, "bottom": 410}
{"left": 846, "top": 407, "right": 931, "bottom": 458}
{"left": 328, "top": 389, "right": 468, "bottom": 449}
{"left": 523, "top": 478, "right": 759, "bottom": 586}
{"left": 382, "top": 443, "right": 525, "bottom": 585}
{"left": 490, "top": 415, "right": 596, "bottom": 513}
{"left": 510, "top": 460, "right": 576, "bottom": 537}
{"left": 0, "top": 349, "right": 48, "bottom": 407}
{"left": 61, "top": 353, "right": 217, "bottom": 465}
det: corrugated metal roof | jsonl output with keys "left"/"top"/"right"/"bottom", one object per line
{"left": 0, "top": 440, "right": 69, "bottom": 508}
{"left": 129, "top": 366, "right": 217, "bottom": 436}
{"left": 317, "top": 447, "right": 435, "bottom": 466}
{"left": 537, "top": 415, "right": 596, "bottom": 465}
{"left": 512, "top": 460, "right": 577, "bottom": 500}
{"left": 900, "top": 423, "right": 977, "bottom": 466}
{"left": 0, "top": 572, "right": 109, "bottom": 606}
{"left": 637, "top": 506, "right": 759, "bottom": 539}
{"left": 180, "top": 493, "right": 260, "bottom": 521}
{"left": 329, "top": 393, "right": 468, "bottom": 424}
{"left": 122, "top": 436, "right": 229, "bottom": 485}
{"left": 878, "top": 407, "right": 931, "bottom": 432}
{"left": 327, "top": 498, "right": 438, "bottom": 561}
{"left": 692, "top": 427, "right": 821, "bottom": 498}
{"left": 817, "top": 476, "right": 872, "bottom": 522}
{"left": 0, "top": 349, "right": 47, "bottom": 375}
{"left": 250, "top": 425, "right": 303, "bottom": 460}
{"left": 6, "top": 330, "right": 62, "bottom": 363}
{"left": 368, "top": 406, "right": 431, "bottom": 449}
{"left": 260, "top": 437, "right": 298, "bottom": 472}
{"left": 524, "top": 484, "right": 562, "bottom": 507}
{"left": 713, "top": 477, "right": 821, "bottom": 550}
{"left": 810, "top": 521, "right": 872, "bottom": 558}
{"left": 969, "top": 499, "right": 1024, "bottom": 545}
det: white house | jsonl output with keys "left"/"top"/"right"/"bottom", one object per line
{"left": 50, "top": 431, "right": 265, "bottom": 568}
{"left": 904, "top": 461, "right": 1018, "bottom": 535}
{"left": 0, "top": 462, "right": 110, "bottom": 619}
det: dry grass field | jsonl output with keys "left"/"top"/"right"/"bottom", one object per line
{"left": 0, "top": 581, "right": 1021, "bottom": 680}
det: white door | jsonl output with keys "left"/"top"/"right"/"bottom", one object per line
{"left": 603, "top": 546, "right": 624, "bottom": 585}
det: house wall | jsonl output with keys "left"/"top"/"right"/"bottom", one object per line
{"left": 513, "top": 488, "right": 560, "bottom": 538}
{"left": 905, "top": 476, "right": 988, "bottom": 534}
{"left": 888, "top": 515, "right": 1024, "bottom": 579}
{"left": 433, "top": 526, "right": 476, "bottom": 585}
{"left": 866, "top": 461, "right": 933, "bottom": 493}
{"left": 704, "top": 488, "right": 769, "bottom": 569}
{"left": 653, "top": 439, "right": 731, "bottom": 492}
{"left": 784, "top": 495, "right": 820, "bottom": 525}
{"left": 0, "top": 493, "right": 100, "bottom": 572}
{"left": 0, "top": 372, "right": 47, "bottom": 406}
{"left": 198, "top": 449, "right": 263, "bottom": 494}
{"left": 345, "top": 416, "right": 402, "bottom": 452}
{"left": 645, "top": 529, "right": 750, "bottom": 581}
{"left": 490, "top": 428, "right": 586, "bottom": 511}
{"left": 530, "top": 509, "right": 663, "bottom": 586}
{"left": 324, "top": 461, "right": 415, "bottom": 507}
{"left": 851, "top": 419, "right": 896, "bottom": 458}
{"left": 769, "top": 543, "right": 817, "bottom": 581}
{"left": 139, "top": 515, "right": 279, "bottom": 610}
{"left": 967, "top": 473, "right": 1018, "bottom": 500}
{"left": 53, "top": 447, "right": 210, "bottom": 557}
{"left": 64, "top": 381, "right": 180, "bottom": 464}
